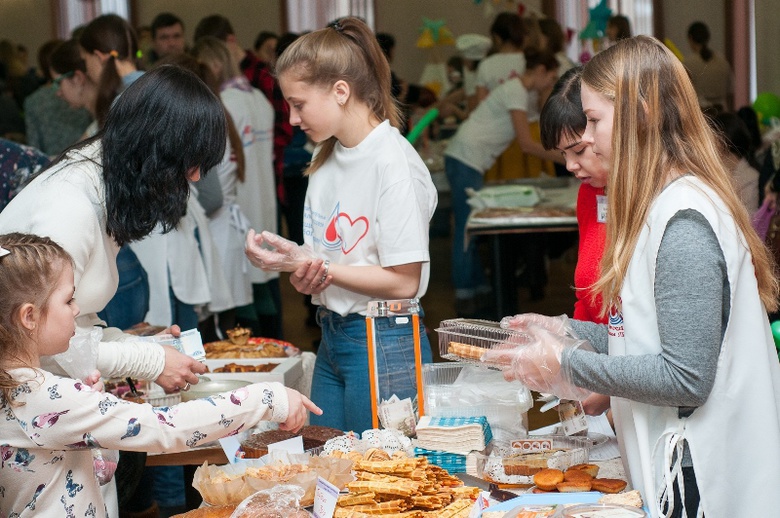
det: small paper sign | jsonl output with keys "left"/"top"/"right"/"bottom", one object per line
{"left": 467, "top": 492, "right": 490, "bottom": 518}
{"left": 312, "top": 476, "right": 339, "bottom": 518}
{"left": 267, "top": 435, "right": 304, "bottom": 454}
{"left": 218, "top": 436, "right": 244, "bottom": 464}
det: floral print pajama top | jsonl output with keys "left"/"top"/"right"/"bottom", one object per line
{"left": 0, "top": 368, "right": 289, "bottom": 517}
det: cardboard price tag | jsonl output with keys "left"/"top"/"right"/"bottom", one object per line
{"left": 312, "top": 476, "right": 339, "bottom": 518}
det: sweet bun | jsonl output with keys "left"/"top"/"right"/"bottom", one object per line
{"left": 533, "top": 468, "right": 565, "bottom": 491}
{"left": 567, "top": 463, "right": 600, "bottom": 478}
{"left": 591, "top": 478, "right": 628, "bottom": 494}
{"left": 563, "top": 469, "right": 594, "bottom": 483}
{"left": 531, "top": 486, "right": 554, "bottom": 494}
{"left": 556, "top": 480, "right": 592, "bottom": 492}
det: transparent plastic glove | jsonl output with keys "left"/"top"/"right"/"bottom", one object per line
{"left": 483, "top": 323, "right": 592, "bottom": 401}
{"left": 500, "top": 313, "right": 577, "bottom": 338}
{"left": 245, "top": 229, "right": 318, "bottom": 272}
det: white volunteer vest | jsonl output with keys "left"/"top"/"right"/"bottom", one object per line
{"left": 608, "top": 176, "right": 780, "bottom": 518}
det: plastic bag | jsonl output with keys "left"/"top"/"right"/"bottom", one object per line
{"left": 93, "top": 448, "right": 118, "bottom": 485}
{"left": 51, "top": 326, "right": 102, "bottom": 380}
{"left": 232, "top": 485, "right": 311, "bottom": 518}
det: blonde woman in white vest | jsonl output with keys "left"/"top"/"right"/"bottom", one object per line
{"left": 488, "top": 36, "right": 780, "bottom": 518}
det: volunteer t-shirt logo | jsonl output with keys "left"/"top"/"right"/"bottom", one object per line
{"left": 608, "top": 300, "right": 625, "bottom": 338}
{"left": 322, "top": 203, "right": 369, "bottom": 254}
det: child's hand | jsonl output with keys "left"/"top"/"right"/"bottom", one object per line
{"left": 278, "top": 388, "right": 322, "bottom": 433}
{"left": 84, "top": 370, "right": 104, "bottom": 393}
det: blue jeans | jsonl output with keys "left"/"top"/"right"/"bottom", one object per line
{"left": 445, "top": 156, "right": 486, "bottom": 298}
{"left": 310, "top": 307, "right": 433, "bottom": 433}
{"left": 98, "top": 245, "right": 149, "bottom": 330}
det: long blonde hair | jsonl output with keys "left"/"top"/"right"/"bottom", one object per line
{"left": 274, "top": 17, "right": 402, "bottom": 175}
{"left": 582, "top": 36, "right": 778, "bottom": 314}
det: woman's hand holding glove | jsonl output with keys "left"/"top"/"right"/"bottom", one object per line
{"left": 245, "top": 229, "right": 318, "bottom": 272}
{"left": 500, "top": 313, "right": 577, "bottom": 338}
{"left": 483, "top": 323, "right": 592, "bottom": 401}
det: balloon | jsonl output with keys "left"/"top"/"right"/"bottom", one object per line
{"left": 406, "top": 108, "right": 440, "bottom": 146}
{"left": 663, "top": 38, "right": 684, "bottom": 62}
{"left": 753, "top": 92, "right": 780, "bottom": 126}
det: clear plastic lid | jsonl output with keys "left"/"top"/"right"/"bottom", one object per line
{"left": 560, "top": 503, "right": 646, "bottom": 517}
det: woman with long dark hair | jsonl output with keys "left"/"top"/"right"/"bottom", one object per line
{"left": 0, "top": 64, "right": 224, "bottom": 392}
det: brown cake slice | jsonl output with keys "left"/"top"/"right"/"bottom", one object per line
{"left": 240, "top": 425, "right": 344, "bottom": 458}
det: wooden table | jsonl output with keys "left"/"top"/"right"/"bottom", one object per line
{"left": 466, "top": 179, "right": 579, "bottom": 319}
{"left": 146, "top": 445, "right": 228, "bottom": 510}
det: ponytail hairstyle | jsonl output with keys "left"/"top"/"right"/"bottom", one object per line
{"left": 190, "top": 36, "right": 246, "bottom": 181}
{"left": 79, "top": 14, "right": 138, "bottom": 127}
{"left": 274, "top": 17, "right": 402, "bottom": 175}
{"left": 688, "top": 22, "right": 713, "bottom": 62}
{"left": 0, "top": 233, "right": 73, "bottom": 406}
{"left": 581, "top": 36, "right": 778, "bottom": 314}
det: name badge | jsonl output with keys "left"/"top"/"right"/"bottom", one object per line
{"left": 596, "top": 195, "right": 607, "bottom": 223}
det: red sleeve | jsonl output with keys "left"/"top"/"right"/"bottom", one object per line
{"left": 573, "top": 184, "right": 608, "bottom": 324}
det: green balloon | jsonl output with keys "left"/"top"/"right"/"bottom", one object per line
{"left": 406, "top": 108, "right": 440, "bottom": 146}
{"left": 753, "top": 92, "right": 780, "bottom": 125}
{"left": 771, "top": 320, "right": 780, "bottom": 350}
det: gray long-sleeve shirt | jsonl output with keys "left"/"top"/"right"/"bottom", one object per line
{"left": 564, "top": 209, "right": 731, "bottom": 412}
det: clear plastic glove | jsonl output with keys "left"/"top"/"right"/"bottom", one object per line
{"left": 500, "top": 313, "right": 577, "bottom": 338}
{"left": 482, "top": 323, "right": 592, "bottom": 401}
{"left": 245, "top": 229, "right": 318, "bottom": 273}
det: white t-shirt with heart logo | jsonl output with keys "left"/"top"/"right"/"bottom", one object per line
{"left": 303, "top": 120, "right": 438, "bottom": 316}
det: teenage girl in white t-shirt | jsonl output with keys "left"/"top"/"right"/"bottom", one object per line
{"left": 245, "top": 17, "right": 438, "bottom": 433}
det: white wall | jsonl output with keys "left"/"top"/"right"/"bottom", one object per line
{"left": 0, "top": 0, "right": 55, "bottom": 70}
{"left": 755, "top": 0, "right": 780, "bottom": 98}
{"left": 661, "top": 0, "right": 726, "bottom": 59}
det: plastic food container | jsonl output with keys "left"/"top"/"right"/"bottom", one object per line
{"left": 435, "top": 318, "right": 529, "bottom": 364}
{"left": 476, "top": 435, "right": 591, "bottom": 485}
{"left": 560, "top": 503, "right": 646, "bottom": 517}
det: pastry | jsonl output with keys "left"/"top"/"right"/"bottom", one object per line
{"left": 533, "top": 468, "right": 564, "bottom": 491}
{"left": 171, "top": 505, "right": 236, "bottom": 518}
{"left": 556, "top": 480, "right": 592, "bottom": 492}
{"left": 447, "top": 341, "right": 486, "bottom": 360}
{"left": 567, "top": 463, "right": 600, "bottom": 478}
{"left": 591, "top": 478, "right": 628, "bottom": 494}
{"left": 502, "top": 449, "right": 569, "bottom": 476}
{"left": 599, "top": 489, "right": 643, "bottom": 507}
{"left": 241, "top": 425, "right": 343, "bottom": 458}
{"left": 563, "top": 469, "right": 593, "bottom": 483}
{"left": 212, "top": 362, "right": 279, "bottom": 373}
{"left": 226, "top": 326, "right": 251, "bottom": 345}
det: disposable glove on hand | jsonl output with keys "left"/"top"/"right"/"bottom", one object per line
{"left": 245, "top": 229, "right": 318, "bottom": 272}
{"left": 483, "top": 323, "right": 592, "bottom": 401}
{"left": 500, "top": 313, "right": 577, "bottom": 338}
